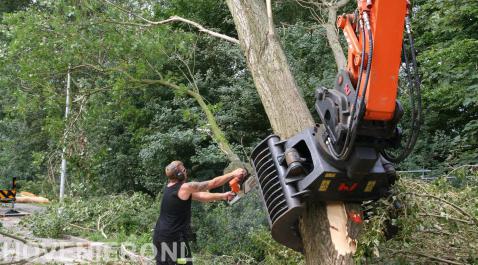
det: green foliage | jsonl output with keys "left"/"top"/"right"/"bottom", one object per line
{"left": 400, "top": 0, "right": 478, "bottom": 170}
{"left": 356, "top": 169, "right": 478, "bottom": 264}
{"left": 23, "top": 193, "right": 160, "bottom": 241}
{"left": 249, "top": 228, "right": 304, "bottom": 265}
{"left": 0, "top": 0, "right": 267, "bottom": 197}
{"left": 192, "top": 191, "right": 267, "bottom": 259}
{"left": 22, "top": 191, "right": 303, "bottom": 264}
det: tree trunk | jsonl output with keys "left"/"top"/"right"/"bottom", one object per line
{"left": 324, "top": 6, "right": 347, "bottom": 71}
{"left": 225, "top": 0, "right": 315, "bottom": 138}
{"left": 226, "top": 0, "right": 358, "bottom": 264}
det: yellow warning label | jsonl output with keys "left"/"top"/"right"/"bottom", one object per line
{"left": 324, "top": 172, "right": 336, "bottom": 178}
{"left": 319, "top": 180, "right": 331, "bottom": 191}
{"left": 364, "top": 181, "right": 376, "bottom": 192}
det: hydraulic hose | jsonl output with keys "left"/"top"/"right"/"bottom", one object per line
{"left": 327, "top": 11, "right": 374, "bottom": 161}
{"left": 382, "top": 16, "right": 422, "bottom": 163}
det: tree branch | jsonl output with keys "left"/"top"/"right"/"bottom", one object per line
{"left": 151, "top": 16, "right": 240, "bottom": 44}
{"left": 393, "top": 250, "right": 465, "bottom": 265}
{"left": 405, "top": 192, "right": 478, "bottom": 225}
{"left": 102, "top": 0, "right": 239, "bottom": 44}
{"left": 418, "top": 213, "right": 475, "bottom": 225}
{"left": 324, "top": 5, "right": 347, "bottom": 70}
{"left": 107, "top": 66, "right": 242, "bottom": 164}
{"left": 266, "top": 0, "right": 275, "bottom": 36}
{"left": 0, "top": 230, "right": 91, "bottom": 265}
{"left": 335, "top": 0, "right": 349, "bottom": 8}
{"left": 70, "top": 62, "right": 243, "bottom": 166}
{"left": 120, "top": 244, "right": 154, "bottom": 265}
{"left": 295, "top": 0, "right": 348, "bottom": 70}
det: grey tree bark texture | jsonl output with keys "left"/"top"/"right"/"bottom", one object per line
{"left": 226, "top": 0, "right": 360, "bottom": 264}
{"left": 324, "top": 4, "right": 347, "bottom": 71}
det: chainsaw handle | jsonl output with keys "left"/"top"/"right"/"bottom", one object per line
{"left": 228, "top": 167, "right": 251, "bottom": 196}
{"left": 229, "top": 178, "right": 240, "bottom": 193}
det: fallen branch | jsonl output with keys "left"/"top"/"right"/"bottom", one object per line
{"left": 404, "top": 192, "right": 478, "bottom": 225}
{"left": 0, "top": 230, "right": 28, "bottom": 244}
{"left": 120, "top": 244, "right": 154, "bottom": 265}
{"left": 445, "top": 164, "right": 478, "bottom": 179}
{"left": 0, "top": 242, "right": 91, "bottom": 265}
{"left": 394, "top": 250, "right": 465, "bottom": 265}
{"left": 0, "top": 229, "right": 91, "bottom": 265}
{"left": 97, "top": 213, "right": 108, "bottom": 239}
{"left": 418, "top": 213, "right": 474, "bottom": 225}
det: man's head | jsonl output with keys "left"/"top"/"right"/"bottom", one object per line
{"left": 165, "top": 160, "right": 188, "bottom": 181}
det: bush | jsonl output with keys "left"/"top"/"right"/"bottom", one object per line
{"left": 22, "top": 192, "right": 161, "bottom": 243}
{"left": 192, "top": 189, "right": 304, "bottom": 264}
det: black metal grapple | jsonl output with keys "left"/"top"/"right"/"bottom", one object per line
{"left": 250, "top": 128, "right": 396, "bottom": 252}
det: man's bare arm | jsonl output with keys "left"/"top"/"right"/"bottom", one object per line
{"left": 191, "top": 192, "right": 233, "bottom": 202}
{"left": 178, "top": 168, "right": 245, "bottom": 200}
{"left": 185, "top": 168, "right": 245, "bottom": 192}
{"left": 187, "top": 181, "right": 210, "bottom": 192}
{"left": 207, "top": 168, "right": 245, "bottom": 189}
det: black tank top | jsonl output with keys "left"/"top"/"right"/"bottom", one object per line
{"left": 154, "top": 182, "right": 192, "bottom": 242}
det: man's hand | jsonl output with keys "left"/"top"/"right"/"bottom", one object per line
{"left": 223, "top": 191, "right": 236, "bottom": 201}
{"left": 231, "top": 168, "right": 247, "bottom": 181}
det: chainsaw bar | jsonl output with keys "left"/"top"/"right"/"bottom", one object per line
{"left": 228, "top": 174, "right": 257, "bottom": 205}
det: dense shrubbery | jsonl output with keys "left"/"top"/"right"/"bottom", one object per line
{"left": 23, "top": 193, "right": 160, "bottom": 242}
{"left": 22, "top": 168, "right": 477, "bottom": 264}
{"left": 22, "top": 190, "right": 304, "bottom": 264}
{"left": 357, "top": 167, "right": 478, "bottom": 264}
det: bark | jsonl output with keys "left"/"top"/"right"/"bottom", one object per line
{"left": 225, "top": 0, "right": 315, "bottom": 139}
{"left": 324, "top": 6, "right": 347, "bottom": 71}
{"left": 226, "top": 0, "right": 358, "bottom": 264}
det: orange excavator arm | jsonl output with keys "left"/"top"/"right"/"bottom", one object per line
{"left": 338, "top": 0, "right": 408, "bottom": 121}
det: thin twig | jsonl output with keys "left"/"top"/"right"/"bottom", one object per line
{"left": 68, "top": 223, "right": 96, "bottom": 232}
{"left": 97, "top": 213, "right": 108, "bottom": 239}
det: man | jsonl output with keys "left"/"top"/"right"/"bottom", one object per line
{"left": 153, "top": 160, "right": 246, "bottom": 265}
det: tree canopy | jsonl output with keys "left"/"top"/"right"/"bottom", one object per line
{"left": 0, "top": 0, "right": 476, "bottom": 264}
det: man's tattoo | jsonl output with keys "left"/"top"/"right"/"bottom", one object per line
{"left": 188, "top": 181, "right": 209, "bottom": 192}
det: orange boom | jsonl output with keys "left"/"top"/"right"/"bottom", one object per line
{"left": 338, "top": 0, "right": 407, "bottom": 121}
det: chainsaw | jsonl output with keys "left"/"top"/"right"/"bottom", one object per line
{"left": 228, "top": 168, "right": 256, "bottom": 205}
